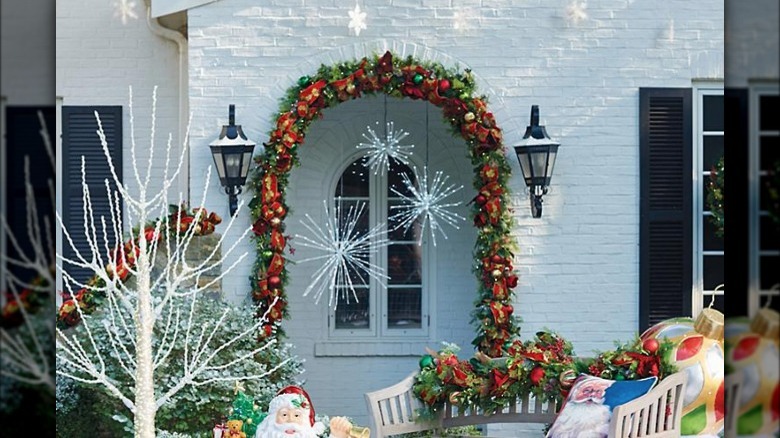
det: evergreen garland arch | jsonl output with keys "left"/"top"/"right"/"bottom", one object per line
{"left": 248, "top": 51, "right": 520, "bottom": 357}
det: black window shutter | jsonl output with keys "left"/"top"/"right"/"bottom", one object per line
{"left": 639, "top": 88, "right": 693, "bottom": 331}
{"left": 61, "top": 106, "right": 123, "bottom": 289}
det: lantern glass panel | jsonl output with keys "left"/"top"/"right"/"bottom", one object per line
{"left": 241, "top": 149, "right": 253, "bottom": 178}
{"left": 211, "top": 148, "right": 226, "bottom": 182}
{"left": 225, "top": 152, "right": 241, "bottom": 179}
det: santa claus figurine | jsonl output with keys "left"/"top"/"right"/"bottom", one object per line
{"left": 254, "top": 385, "right": 354, "bottom": 438}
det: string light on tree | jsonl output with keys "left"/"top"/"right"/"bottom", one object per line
{"left": 356, "top": 121, "right": 415, "bottom": 175}
{"left": 389, "top": 166, "right": 465, "bottom": 247}
{"left": 295, "top": 200, "right": 389, "bottom": 308}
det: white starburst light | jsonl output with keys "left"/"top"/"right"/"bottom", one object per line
{"left": 348, "top": 3, "right": 368, "bottom": 36}
{"left": 357, "top": 121, "right": 415, "bottom": 175}
{"left": 113, "top": 0, "right": 139, "bottom": 25}
{"left": 389, "top": 166, "right": 466, "bottom": 247}
{"left": 295, "top": 200, "right": 389, "bottom": 308}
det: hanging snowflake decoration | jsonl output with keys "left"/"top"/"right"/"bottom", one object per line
{"left": 389, "top": 166, "right": 466, "bottom": 247}
{"left": 565, "top": 1, "right": 588, "bottom": 25}
{"left": 295, "top": 200, "right": 389, "bottom": 308}
{"left": 113, "top": 0, "right": 139, "bottom": 25}
{"left": 356, "top": 121, "right": 415, "bottom": 175}
{"left": 348, "top": 2, "right": 368, "bottom": 36}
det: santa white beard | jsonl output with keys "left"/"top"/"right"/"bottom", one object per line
{"left": 254, "top": 417, "right": 319, "bottom": 438}
{"left": 546, "top": 401, "right": 612, "bottom": 438}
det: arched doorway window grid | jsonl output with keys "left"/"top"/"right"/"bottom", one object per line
{"left": 328, "top": 149, "right": 431, "bottom": 339}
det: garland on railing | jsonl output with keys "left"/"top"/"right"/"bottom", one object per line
{"left": 248, "top": 50, "right": 519, "bottom": 354}
{"left": 55, "top": 204, "right": 223, "bottom": 328}
{"left": 1, "top": 271, "right": 53, "bottom": 329}
{"left": 412, "top": 331, "right": 677, "bottom": 420}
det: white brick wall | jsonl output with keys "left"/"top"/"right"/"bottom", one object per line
{"left": 724, "top": 0, "right": 779, "bottom": 87}
{"left": 187, "top": 1, "right": 723, "bottom": 425}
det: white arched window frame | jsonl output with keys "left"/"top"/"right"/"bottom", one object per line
{"left": 326, "top": 151, "right": 432, "bottom": 340}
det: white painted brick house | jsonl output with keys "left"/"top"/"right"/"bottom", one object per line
{"left": 42, "top": 0, "right": 776, "bottom": 432}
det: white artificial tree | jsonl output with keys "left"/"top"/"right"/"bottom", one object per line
{"left": 55, "top": 87, "right": 291, "bottom": 438}
{"left": 0, "top": 111, "right": 56, "bottom": 394}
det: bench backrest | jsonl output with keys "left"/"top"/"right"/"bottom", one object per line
{"left": 364, "top": 372, "right": 440, "bottom": 437}
{"left": 609, "top": 371, "right": 688, "bottom": 438}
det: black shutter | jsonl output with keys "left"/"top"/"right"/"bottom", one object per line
{"left": 61, "top": 106, "right": 123, "bottom": 289}
{"left": 639, "top": 88, "right": 693, "bottom": 330}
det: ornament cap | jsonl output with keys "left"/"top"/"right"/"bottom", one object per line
{"left": 750, "top": 308, "right": 779, "bottom": 340}
{"left": 694, "top": 307, "right": 724, "bottom": 340}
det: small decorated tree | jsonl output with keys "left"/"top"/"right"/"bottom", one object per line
{"left": 706, "top": 155, "right": 724, "bottom": 237}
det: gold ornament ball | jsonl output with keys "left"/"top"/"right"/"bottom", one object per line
{"left": 491, "top": 269, "right": 503, "bottom": 279}
{"left": 464, "top": 112, "right": 475, "bottom": 122}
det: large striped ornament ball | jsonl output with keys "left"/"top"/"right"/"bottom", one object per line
{"left": 725, "top": 308, "right": 779, "bottom": 436}
{"left": 640, "top": 309, "right": 725, "bottom": 436}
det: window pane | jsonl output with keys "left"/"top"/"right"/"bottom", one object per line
{"left": 387, "top": 287, "right": 422, "bottom": 329}
{"left": 335, "top": 287, "right": 370, "bottom": 329}
{"left": 388, "top": 159, "right": 416, "bottom": 197}
{"left": 701, "top": 294, "right": 725, "bottom": 314}
{"left": 760, "top": 256, "right": 780, "bottom": 289}
{"left": 760, "top": 175, "right": 776, "bottom": 212}
{"left": 759, "top": 135, "right": 779, "bottom": 170}
{"left": 388, "top": 199, "right": 423, "bottom": 241}
{"left": 703, "top": 95, "right": 724, "bottom": 132}
{"left": 759, "top": 293, "right": 780, "bottom": 314}
{"left": 335, "top": 159, "right": 370, "bottom": 197}
{"left": 703, "top": 135, "right": 724, "bottom": 171}
{"left": 703, "top": 217, "right": 724, "bottom": 251}
{"left": 388, "top": 244, "right": 422, "bottom": 285}
{"left": 760, "top": 216, "right": 780, "bottom": 251}
{"left": 760, "top": 95, "right": 780, "bottom": 130}
{"left": 703, "top": 255, "right": 724, "bottom": 290}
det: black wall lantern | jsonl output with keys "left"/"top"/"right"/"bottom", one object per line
{"left": 513, "top": 105, "right": 559, "bottom": 218}
{"left": 209, "top": 104, "right": 256, "bottom": 216}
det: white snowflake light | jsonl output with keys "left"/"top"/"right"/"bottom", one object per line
{"left": 348, "top": 3, "right": 368, "bottom": 36}
{"left": 113, "top": 0, "right": 139, "bottom": 25}
{"left": 295, "top": 200, "right": 390, "bottom": 308}
{"left": 565, "top": 1, "right": 588, "bottom": 25}
{"left": 389, "top": 166, "right": 465, "bottom": 247}
{"left": 357, "top": 121, "right": 415, "bottom": 175}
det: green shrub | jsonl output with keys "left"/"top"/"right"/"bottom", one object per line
{"left": 56, "top": 296, "right": 304, "bottom": 437}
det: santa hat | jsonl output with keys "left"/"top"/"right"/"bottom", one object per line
{"left": 271, "top": 386, "right": 316, "bottom": 427}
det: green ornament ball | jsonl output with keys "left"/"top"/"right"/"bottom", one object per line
{"left": 262, "top": 250, "right": 274, "bottom": 260}
{"left": 419, "top": 354, "right": 435, "bottom": 370}
{"left": 413, "top": 74, "right": 424, "bottom": 85}
{"left": 298, "top": 76, "right": 311, "bottom": 87}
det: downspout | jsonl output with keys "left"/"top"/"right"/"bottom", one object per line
{"left": 145, "top": 4, "right": 189, "bottom": 204}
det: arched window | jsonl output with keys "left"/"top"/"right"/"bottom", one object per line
{"left": 330, "top": 157, "right": 429, "bottom": 338}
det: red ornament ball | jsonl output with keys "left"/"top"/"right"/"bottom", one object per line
{"left": 491, "top": 254, "right": 504, "bottom": 264}
{"left": 643, "top": 338, "right": 660, "bottom": 354}
{"left": 529, "top": 366, "right": 545, "bottom": 385}
{"left": 268, "top": 276, "right": 282, "bottom": 288}
{"left": 475, "top": 195, "right": 487, "bottom": 206}
{"left": 438, "top": 79, "right": 451, "bottom": 92}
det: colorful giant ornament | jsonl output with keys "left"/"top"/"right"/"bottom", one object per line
{"left": 725, "top": 308, "right": 780, "bottom": 436}
{"left": 640, "top": 308, "right": 725, "bottom": 435}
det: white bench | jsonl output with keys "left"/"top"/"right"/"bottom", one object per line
{"left": 365, "top": 370, "right": 688, "bottom": 437}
